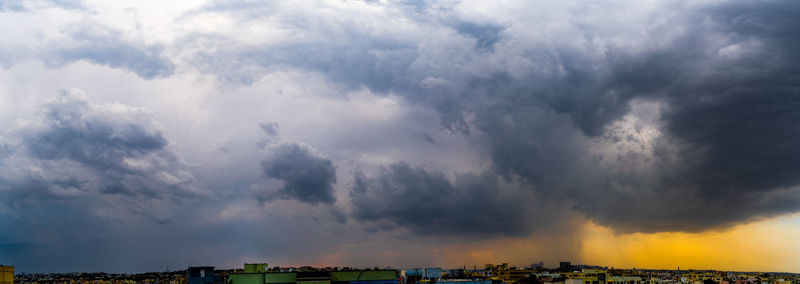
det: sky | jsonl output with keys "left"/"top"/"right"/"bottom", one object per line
{"left": 0, "top": 0, "right": 799, "bottom": 274}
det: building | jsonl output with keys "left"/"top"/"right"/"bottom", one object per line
{"left": 608, "top": 276, "right": 642, "bottom": 284}
{"left": 189, "top": 266, "right": 217, "bottom": 284}
{"left": 528, "top": 262, "right": 545, "bottom": 270}
{"left": 581, "top": 269, "right": 608, "bottom": 284}
{"left": 246, "top": 264, "right": 270, "bottom": 273}
{"left": 403, "top": 268, "right": 442, "bottom": 281}
{"left": 228, "top": 263, "right": 398, "bottom": 284}
{"left": 561, "top": 263, "right": 574, "bottom": 272}
{"left": 225, "top": 263, "right": 270, "bottom": 284}
{"left": 0, "top": 265, "right": 12, "bottom": 284}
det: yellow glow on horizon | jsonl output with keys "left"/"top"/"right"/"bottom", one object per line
{"left": 580, "top": 215, "right": 800, "bottom": 272}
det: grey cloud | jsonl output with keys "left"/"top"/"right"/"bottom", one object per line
{"left": 0, "top": 0, "right": 26, "bottom": 11}
{"left": 188, "top": 1, "right": 450, "bottom": 93}
{"left": 350, "top": 162, "right": 552, "bottom": 237}
{"left": 46, "top": 0, "right": 84, "bottom": 10}
{"left": 569, "top": 0, "right": 800, "bottom": 232}
{"left": 202, "top": 39, "right": 418, "bottom": 90}
{"left": 192, "top": 0, "right": 278, "bottom": 19}
{"left": 214, "top": 0, "right": 800, "bottom": 234}
{"left": 258, "top": 141, "right": 337, "bottom": 205}
{"left": 0, "top": 89, "right": 217, "bottom": 271}
{"left": 92, "top": 0, "right": 799, "bottom": 237}
{"left": 189, "top": 3, "right": 632, "bottom": 134}
{"left": 0, "top": 0, "right": 85, "bottom": 12}
{"left": 6, "top": 0, "right": 800, "bottom": 273}
{"left": 0, "top": 89, "right": 217, "bottom": 272}
{"left": 23, "top": 93, "right": 167, "bottom": 171}
{"left": 46, "top": 23, "right": 175, "bottom": 79}
{"left": 423, "top": 133, "right": 435, "bottom": 144}
{"left": 259, "top": 122, "right": 280, "bottom": 136}
{"left": 2, "top": 89, "right": 201, "bottom": 201}
{"left": 474, "top": 104, "right": 586, "bottom": 191}
{"left": 451, "top": 20, "right": 505, "bottom": 51}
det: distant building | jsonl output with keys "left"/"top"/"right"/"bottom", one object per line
{"left": 607, "top": 276, "right": 641, "bottom": 284}
{"left": 228, "top": 263, "right": 398, "bottom": 284}
{"left": 528, "top": 262, "right": 544, "bottom": 270}
{"left": 245, "top": 264, "right": 270, "bottom": 273}
{"left": 403, "top": 268, "right": 442, "bottom": 281}
{"left": 560, "top": 262, "right": 573, "bottom": 272}
{"left": 189, "top": 266, "right": 217, "bottom": 284}
{"left": 0, "top": 265, "right": 12, "bottom": 284}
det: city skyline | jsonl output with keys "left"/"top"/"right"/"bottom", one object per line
{"left": 6, "top": 261, "right": 800, "bottom": 276}
{"left": 1, "top": 0, "right": 799, "bottom": 274}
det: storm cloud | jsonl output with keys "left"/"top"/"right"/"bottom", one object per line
{"left": 2, "top": 0, "right": 800, "bottom": 272}
{"left": 189, "top": 0, "right": 800, "bottom": 233}
{"left": 350, "top": 162, "right": 560, "bottom": 237}
{"left": 0, "top": 88, "right": 202, "bottom": 208}
{"left": 0, "top": 89, "right": 211, "bottom": 270}
{"left": 258, "top": 141, "right": 337, "bottom": 205}
{"left": 559, "top": 0, "right": 800, "bottom": 232}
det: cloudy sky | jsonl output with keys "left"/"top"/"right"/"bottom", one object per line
{"left": 1, "top": 0, "right": 799, "bottom": 273}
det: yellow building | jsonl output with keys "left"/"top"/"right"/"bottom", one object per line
{"left": 680, "top": 272, "right": 717, "bottom": 284}
{"left": 561, "top": 269, "right": 641, "bottom": 284}
{"left": 0, "top": 265, "right": 13, "bottom": 284}
{"left": 581, "top": 270, "right": 608, "bottom": 284}
{"left": 608, "top": 276, "right": 642, "bottom": 284}
{"left": 481, "top": 263, "right": 537, "bottom": 284}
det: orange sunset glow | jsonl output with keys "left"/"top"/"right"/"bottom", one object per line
{"left": 580, "top": 215, "right": 800, "bottom": 272}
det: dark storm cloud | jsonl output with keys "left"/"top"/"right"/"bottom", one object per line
{"left": 47, "top": 22, "right": 175, "bottom": 79}
{"left": 350, "top": 162, "right": 548, "bottom": 237}
{"left": 0, "top": 89, "right": 211, "bottom": 271}
{"left": 190, "top": 0, "right": 800, "bottom": 234}
{"left": 666, "top": 0, "right": 800, "bottom": 193}
{"left": 547, "top": 0, "right": 800, "bottom": 233}
{"left": 258, "top": 141, "right": 337, "bottom": 205}
{"left": 475, "top": 104, "right": 586, "bottom": 190}
{"left": 0, "top": 89, "right": 201, "bottom": 201}
{"left": 24, "top": 94, "right": 167, "bottom": 172}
